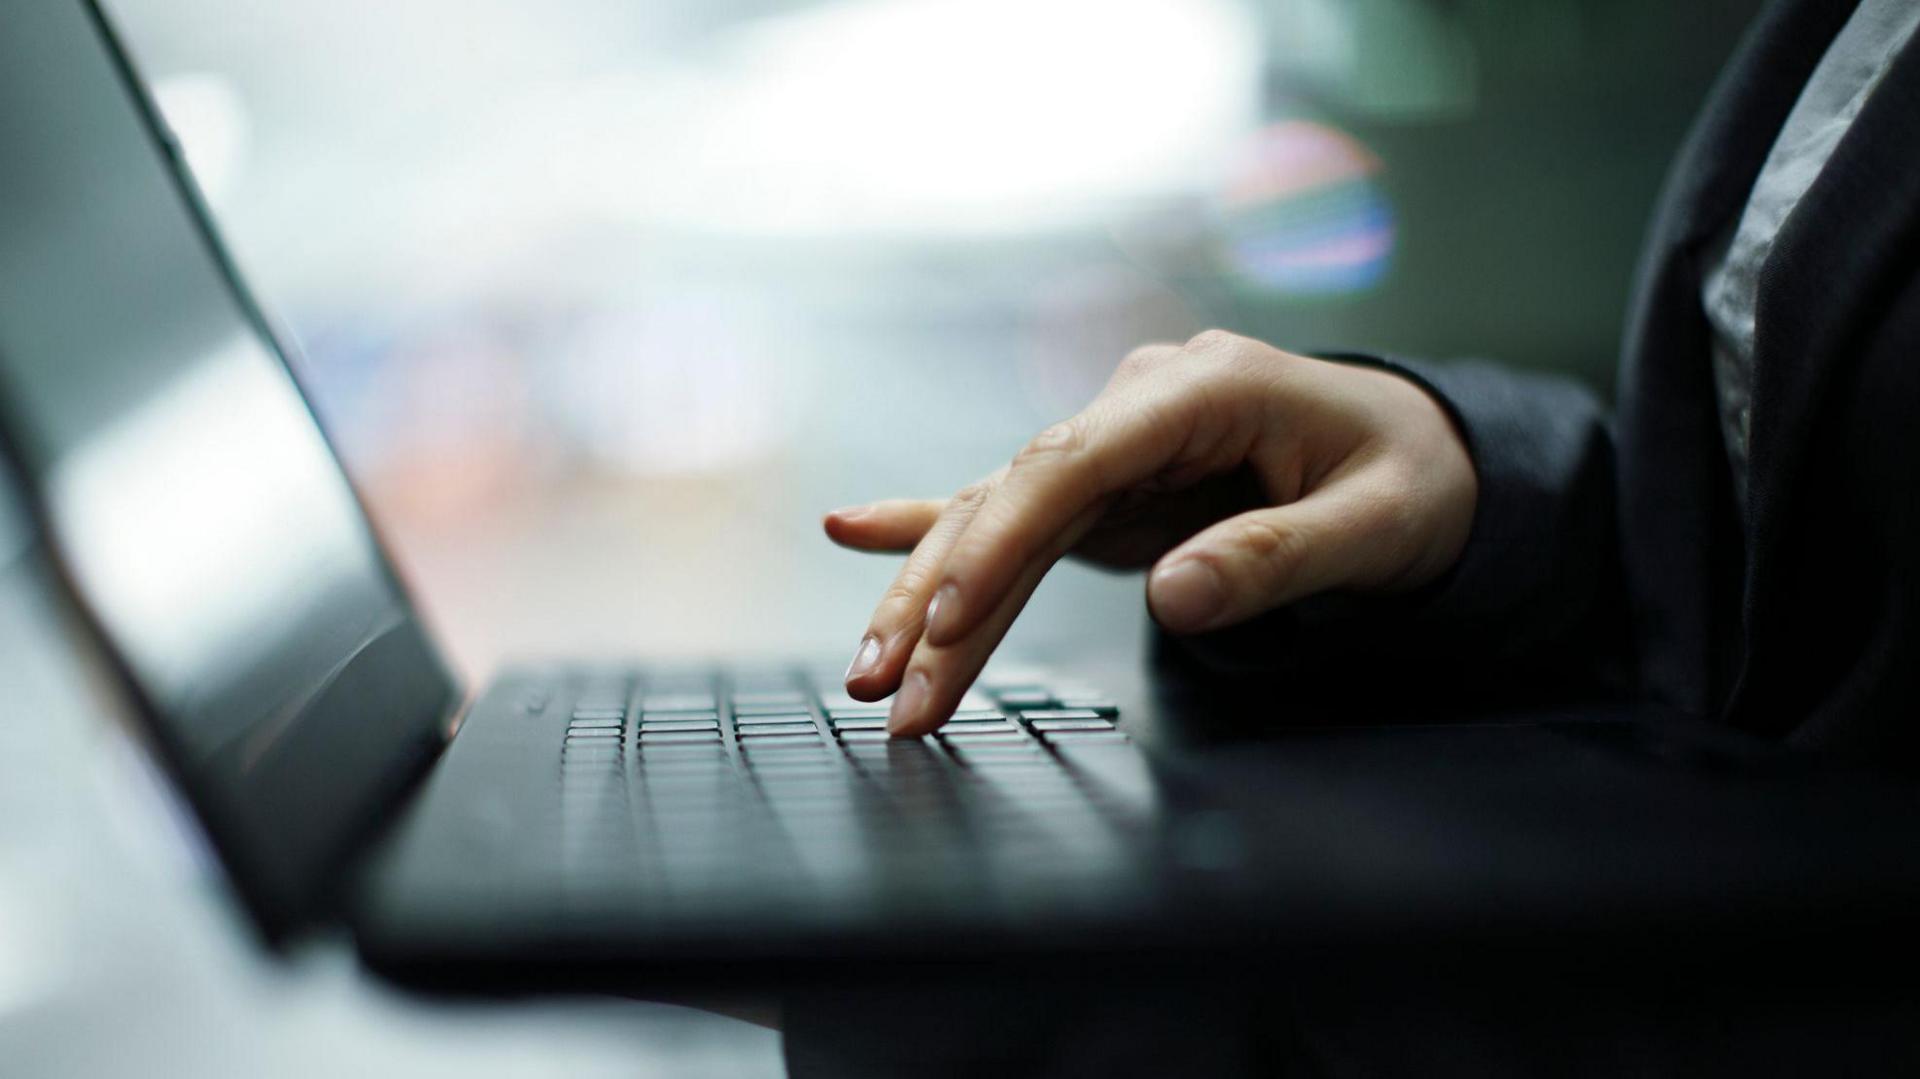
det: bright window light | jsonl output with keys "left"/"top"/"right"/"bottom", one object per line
{"left": 506, "top": 0, "right": 1263, "bottom": 237}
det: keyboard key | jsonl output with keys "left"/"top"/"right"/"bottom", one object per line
{"left": 637, "top": 741, "right": 729, "bottom": 757}
{"left": 736, "top": 712, "right": 815, "bottom": 726}
{"left": 732, "top": 689, "right": 807, "bottom": 705}
{"left": 639, "top": 745, "right": 731, "bottom": 765}
{"left": 843, "top": 746, "right": 927, "bottom": 765}
{"left": 738, "top": 726, "right": 820, "bottom": 739}
{"left": 1055, "top": 698, "right": 1119, "bottom": 716}
{"left": 950, "top": 709, "right": 1008, "bottom": 722}
{"left": 639, "top": 753, "right": 730, "bottom": 772}
{"left": 747, "top": 757, "right": 838, "bottom": 775}
{"left": 818, "top": 693, "right": 880, "bottom": 712}
{"left": 826, "top": 706, "right": 892, "bottom": 720}
{"left": 1028, "top": 718, "right": 1116, "bottom": 732}
{"left": 644, "top": 693, "right": 717, "bottom": 713}
{"left": 564, "top": 727, "right": 623, "bottom": 739}
{"left": 643, "top": 710, "right": 719, "bottom": 723}
{"left": 561, "top": 739, "right": 623, "bottom": 754}
{"left": 749, "top": 763, "right": 840, "bottom": 782}
{"left": 733, "top": 703, "right": 812, "bottom": 718}
{"left": 942, "top": 720, "right": 1018, "bottom": 734}
{"left": 745, "top": 752, "right": 835, "bottom": 769}
{"left": 638, "top": 718, "right": 719, "bottom": 733}
{"left": 829, "top": 716, "right": 888, "bottom": 730}
{"left": 571, "top": 708, "right": 627, "bottom": 721}
{"left": 1021, "top": 709, "right": 1108, "bottom": 724}
{"left": 1041, "top": 730, "right": 1129, "bottom": 745}
{"left": 740, "top": 733, "right": 826, "bottom": 747}
{"left": 836, "top": 729, "right": 894, "bottom": 742}
{"left": 995, "top": 689, "right": 1055, "bottom": 710}
{"left": 949, "top": 743, "right": 1044, "bottom": 763}
{"left": 567, "top": 717, "right": 623, "bottom": 729}
{"left": 942, "top": 731, "right": 1030, "bottom": 745}
{"left": 843, "top": 735, "right": 934, "bottom": 753}
{"left": 971, "top": 753, "right": 1073, "bottom": 775}
{"left": 640, "top": 731, "right": 722, "bottom": 745}
{"left": 756, "top": 772, "right": 854, "bottom": 794}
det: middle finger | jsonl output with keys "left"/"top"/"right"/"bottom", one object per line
{"left": 886, "top": 497, "right": 1110, "bottom": 735}
{"left": 843, "top": 473, "right": 999, "bottom": 701}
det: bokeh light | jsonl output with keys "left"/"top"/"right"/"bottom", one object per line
{"left": 1216, "top": 120, "right": 1395, "bottom": 295}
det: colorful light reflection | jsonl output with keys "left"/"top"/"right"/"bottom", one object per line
{"left": 1218, "top": 120, "right": 1395, "bottom": 295}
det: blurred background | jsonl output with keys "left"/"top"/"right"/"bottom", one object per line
{"left": 103, "top": 0, "right": 1760, "bottom": 678}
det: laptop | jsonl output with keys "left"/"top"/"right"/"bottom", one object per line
{"left": 10, "top": 0, "right": 1920, "bottom": 993}
{"left": 0, "top": 0, "right": 1203, "bottom": 980}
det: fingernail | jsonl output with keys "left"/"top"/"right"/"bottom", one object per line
{"left": 829, "top": 504, "right": 871, "bottom": 520}
{"left": 845, "top": 634, "right": 882, "bottom": 683}
{"left": 1151, "top": 559, "right": 1224, "bottom": 631}
{"left": 923, "top": 583, "right": 958, "bottom": 643}
{"left": 888, "top": 670, "right": 930, "bottom": 734}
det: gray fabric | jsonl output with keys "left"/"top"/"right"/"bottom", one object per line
{"left": 1701, "top": 0, "right": 1920, "bottom": 512}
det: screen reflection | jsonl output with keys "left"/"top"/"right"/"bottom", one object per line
{"left": 47, "top": 335, "right": 398, "bottom": 759}
{"left": 0, "top": 2, "right": 452, "bottom": 932}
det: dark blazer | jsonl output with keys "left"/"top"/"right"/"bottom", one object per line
{"left": 1185, "top": 0, "right": 1920, "bottom": 758}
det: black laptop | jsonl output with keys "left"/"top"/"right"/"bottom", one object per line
{"left": 9, "top": 0, "right": 1920, "bottom": 992}
{"left": 0, "top": 0, "right": 1193, "bottom": 978}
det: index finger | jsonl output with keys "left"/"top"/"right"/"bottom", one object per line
{"left": 823, "top": 499, "right": 944, "bottom": 551}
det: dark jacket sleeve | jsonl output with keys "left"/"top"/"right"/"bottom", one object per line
{"left": 1156, "top": 355, "right": 1628, "bottom": 698}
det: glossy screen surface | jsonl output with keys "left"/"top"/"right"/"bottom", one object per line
{"left": 0, "top": 2, "right": 454, "bottom": 934}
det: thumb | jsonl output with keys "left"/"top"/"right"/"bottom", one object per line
{"left": 1145, "top": 480, "right": 1395, "bottom": 634}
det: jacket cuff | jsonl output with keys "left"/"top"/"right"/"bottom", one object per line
{"left": 1155, "top": 354, "right": 1622, "bottom": 695}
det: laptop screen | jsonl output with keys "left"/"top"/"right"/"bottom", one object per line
{"left": 0, "top": 2, "right": 457, "bottom": 936}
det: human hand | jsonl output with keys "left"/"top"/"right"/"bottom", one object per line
{"left": 824, "top": 331, "right": 1478, "bottom": 735}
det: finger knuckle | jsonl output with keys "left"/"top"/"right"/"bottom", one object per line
{"left": 1183, "top": 328, "right": 1245, "bottom": 356}
{"left": 1015, "top": 416, "right": 1087, "bottom": 467}
{"left": 879, "top": 577, "right": 927, "bottom": 615}
{"left": 880, "top": 556, "right": 945, "bottom": 610}
{"left": 951, "top": 478, "right": 995, "bottom": 509}
{"left": 1180, "top": 332, "right": 1279, "bottom": 399}
{"left": 1235, "top": 517, "right": 1309, "bottom": 583}
{"left": 1117, "top": 344, "right": 1168, "bottom": 378}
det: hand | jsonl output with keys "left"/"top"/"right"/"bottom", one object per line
{"left": 824, "top": 330, "right": 1478, "bottom": 735}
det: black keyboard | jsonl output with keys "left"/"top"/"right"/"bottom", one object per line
{"left": 515, "top": 665, "right": 1157, "bottom": 913}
